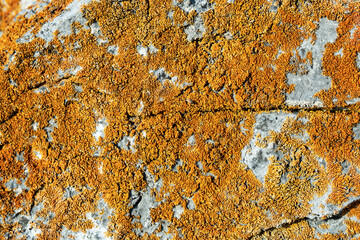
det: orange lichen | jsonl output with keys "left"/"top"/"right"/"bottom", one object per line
{"left": 1, "top": 0, "right": 360, "bottom": 239}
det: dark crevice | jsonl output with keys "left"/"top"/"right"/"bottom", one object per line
{"left": 248, "top": 197, "right": 360, "bottom": 239}
{"left": 143, "top": 105, "right": 354, "bottom": 120}
{"left": 0, "top": 109, "right": 19, "bottom": 125}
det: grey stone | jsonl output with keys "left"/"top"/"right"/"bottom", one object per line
{"left": 117, "top": 135, "right": 136, "bottom": 153}
{"left": 173, "top": 0, "right": 213, "bottom": 14}
{"left": 184, "top": 15, "right": 206, "bottom": 41}
{"left": 286, "top": 18, "right": 339, "bottom": 107}
{"left": 241, "top": 112, "right": 296, "bottom": 184}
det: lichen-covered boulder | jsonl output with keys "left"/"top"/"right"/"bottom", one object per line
{"left": 1, "top": 0, "right": 360, "bottom": 239}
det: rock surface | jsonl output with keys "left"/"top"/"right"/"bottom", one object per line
{"left": 1, "top": 0, "right": 360, "bottom": 239}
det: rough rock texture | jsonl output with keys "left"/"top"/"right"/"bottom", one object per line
{"left": 1, "top": 0, "right": 360, "bottom": 239}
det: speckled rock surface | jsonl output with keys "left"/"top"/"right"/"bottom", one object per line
{"left": 1, "top": 0, "right": 360, "bottom": 239}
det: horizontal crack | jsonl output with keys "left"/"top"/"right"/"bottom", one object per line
{"left": 248, "top": 197, "right": 360, "bottom": 239}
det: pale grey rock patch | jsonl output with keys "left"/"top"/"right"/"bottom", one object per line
{"left": 8, "top": 78, "right": 18, "bottom": 86}
{"left": 16, "top": 29, "right": 35, "bottom": 44}
{"left": 268, "top": 1, "right": 279, "bottom": 13}
{"left": 184, "top": 15, "right": 206, "bottom": 41}
{"left": 286, "top": 18, "right": 339, "bottom": 107}
{"left": 353, "top": 122, "right": 360, "bottom": 140}
{"left": 350, "top": 26, "right": 358, "bottom": 39}
{"left": 138, "top": 100, "right": 144, "bottom": 113}
{"left": 340, "top": 160, "right": 350, "bottom": 175}
{"left": 63, "top": 186, "right": 79, "bottom": 199}
{"left": 16, "top": 152, "right": 25, "bottom": 162}
{"left": 32, "top": 122, "right": 39, "bottom": 131}
{"left": 60, "top": 197, "right": 114, "bottom": 240}
{"left": 345, "top": 98, "right": 360, "bottom": 105}
{"left": 130, "top": 168, "right": 173, "bottom": 239}
{"left": 187, "top": 134, "right": 196, "bottom": 147}
{"left": 74, "top": 85, "right": 83, "bottom": 92}
{"left": 205, "top": 139, "right": 215, "bottom": 145}
{"left": 171, "top": 159, "right": 183, "bottom": 172}
{"left": 173, "top": 0, "right": 213, "bottom": 13}
{"left": 5, "top": 203, "right": 45, "bottom": 239}
{"left": 44, "top": 117, "right": 57, "bottom": 142}
{"left": 58, "top": 66, "right": 83, "bottom": 78}
{"left": 223, "top": 31, "right": 233, "bottom": 40}
{"left": 241, "top": 112, "right": 296, "bottom": 184}
{"left": 5, "top": 178, "right": 30, "bottom": 196}
{"left": 308, "top": 185, "right": 333, "bottom": 218}
{"left": 4, "top": 52, "right": 16, "bottom": 71}
{"left": 148, "top": 44, "right": 159, "bottom": 54}
{"left": 137, "top": 45, "right": 148, "bottom": 57}
{"left": 117, "top": 135, "right": 136, "bottom": 153}
{"left": 34, "top": 150, "right": 42, "bottom": 159}
{"left": 150, "top": 68, "right": 178, "bottom": 85}
{"left": 334, "top": 48, "right": 343, "bottom": 57}
{"left": 18, "top": 0, "right": 51, "bottom": 19}
{"left": 107, "top": 45, "right": 119, "bottom": 55}
{"left": 184, "top": 196, "right": 196, "bottom": 210}
{"left": 93, "top": 118, "right": 108, "bottom": 142}
{"left": 34, "top": 85, "right": 50, "bottom": 94}
{"left": 310, "top": 217, "right": 347, "bottom": 236}
{"left": 196, "top": 161, "right": 203, "bottom": 170}
{"left": 173, "top": 205, "right": 184, "bottom": 219}
{"left": 356, "top": 52, "right": 360, "bottom": 69}
{"left": 90, "top": 22, "right": 108, "bottom": 44}
{"left": 36, "top": 0, "right": 92, "bottom": 43}
{"left": 92, "top": 146, "right": 102, "bottom": 157}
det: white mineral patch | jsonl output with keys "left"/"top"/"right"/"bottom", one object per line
{"left": 58, "top": 66, "right": 83, "bottom": 78}
{"left": 36, "top": 0, "right": 92, "bottom": 43}
{"left": 353, "top": 122, "right": 360, "bottom": 140}
{"left": 148, "top": 44, "right": 159, "bottom": 54}
{"left": 241, "top": 112, "right": 297, "bottom": 184}
{"left": 184, "top": 196, "right": 196, "bottom": 210}
{"left": 34, "top": 150, "right": 42, "bottom": 159}
{"left": 18, "top": 0, "right": 51, "bottom": 19}
{"left": 32, "top": 121, "right": 39, "bottom": 131}
{"left": 44, "top": 117, "right": 57, "bottom": 142}
{"left": 286, "top": 18, "right": 339, "bottom": 107}
{"left": 187, "top": 134, "right": 196, "bottom": 147}
{"left": 308, "top": 185, "right": 333, "bottom": 218}
{"left": 74, "top": 85, "right": 83, "bottom": 92}
{"left": 5, "top": 178, "right": 30, "bottom": 196}
{"left": 173, "top": 0, "right": 213, "bottom": 13}
{"left": 171, "top": 159, "right": 183, "bottom": 172}
{"left": 137, "top": 44, "right": 159, "bottom": 56}
{"left": 34, "top": 86, "right": 50, "bottom": 94}
{"left": 5, "top": 203, "right": 45, "bottom": 239}
{"left": 60, "top": 198, "right": 114, "bottom": 240}
{"left": 117, "top": 135, "right": 136, "bottom": 153}
{"left": 3, "top": 52, "right": 16, "bottom": 71}
{"left": 150, "top": 68, "right": 179, "bottom": 86}
{"left": 138, "top": 100, "right": 144, "bottom": 113}
{"left": 137, "top": 45, "right": 148, "bottom": 57}
{"left": 350, "top": 26, "right": 358, "bottom": 39}
{"left": 107, "top": 45, "right": 119, "bottom": 55}
{"left": 334, "top": 48, "right": 343, "bottom": 57}
{"left": 184, "top": 15, "right": 206, "bottom": 41}
{"left": 90, "top": 22, "right": 108, "bottom": 44}
{"left": 93, "top": 118, "right": 108, "bottom": 141}
{"left": 63, "top": 186, "right": 79, "bottom": 199}
{"left": 130, "top": 168, "right": 172, "bottom": 239}
{"left": 173, "top": 205, "right": 184, "bottom": 219}
{"left": 223, "top": 31, "right": 233, "bottom": 40}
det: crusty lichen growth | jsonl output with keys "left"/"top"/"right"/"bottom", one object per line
{"left": 1, "top": 0, "right": 360, "bottom": 239}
